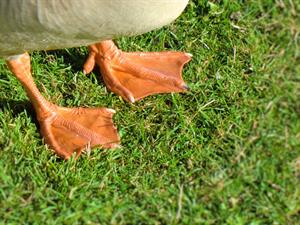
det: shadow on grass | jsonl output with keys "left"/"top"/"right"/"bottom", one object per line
{"left": 0, "top": 98, "right": 39, "bottom": 129}
{"left": 0, "top": 98, "right": 65, "bottom": 162}
{"left": 37, "top": 48, "right": 106, "bottom": 86}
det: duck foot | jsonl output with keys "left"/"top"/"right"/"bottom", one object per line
{"left": 39, "top": 106, "right": 119, "bottom": 159}
{"left": 7, "top": 53, "right": 120, "bottom": 159}
{"left": 83, "top": 40, "right": 192, "bottom": 102}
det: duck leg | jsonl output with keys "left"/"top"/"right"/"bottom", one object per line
{"left": 6, "top": 53, "right": 119, "bottom": 159}
{"left": 83, "top": 40, "right": 192, "bottom": 103}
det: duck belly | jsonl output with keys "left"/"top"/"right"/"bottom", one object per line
{"left": 0, "top": 0, "right": 188, "bottom": 57}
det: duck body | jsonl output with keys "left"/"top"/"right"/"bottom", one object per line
{"left": 0, "top": 0, "right": 188, "bottom": 57}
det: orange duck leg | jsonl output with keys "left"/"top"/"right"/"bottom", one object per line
{"left": 7, "top": 53, "right": 120, "bottom": 159}
{"left": 83, "top": 40, "right": 192, "bottom": 103}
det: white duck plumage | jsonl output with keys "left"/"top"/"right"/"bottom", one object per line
{"left": 0, "top": 0, "right": 189, "bottom": 57}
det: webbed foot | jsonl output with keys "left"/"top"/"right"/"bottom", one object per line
{"left": 40, "top": 106, "right": 119, "bottom": 159}
{"left": 7, "top": 53, "right": 120, "bottom": 159}
{"left": 83, "top": 40, "right": 192, "bottom": 102}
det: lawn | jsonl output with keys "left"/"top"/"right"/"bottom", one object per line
{"left": 0, "top": 0, "right": 299, "bottom": 224}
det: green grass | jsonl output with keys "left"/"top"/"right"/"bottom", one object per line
{"left": 0, "top": 0, "right": 299, "bottom": 224}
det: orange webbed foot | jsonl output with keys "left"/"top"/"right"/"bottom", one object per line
{"left": 40, "top": 106, "right": 120, "bottom": 159}
{"left": 7, "top": 53, "right": 120, "bottom": 160}
{"left": 83, "top": 40, "right": 192, "bottom": 102}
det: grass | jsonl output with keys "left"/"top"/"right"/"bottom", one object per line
{"left": 0, "top": 0, "right": 299, "bottom": 224}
